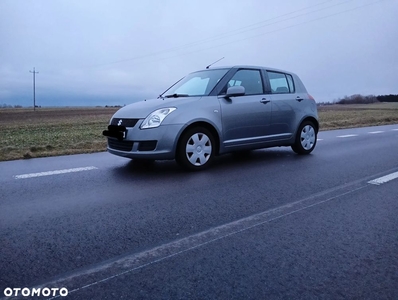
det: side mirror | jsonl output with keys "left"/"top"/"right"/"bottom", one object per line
{"left": 225, "top": 86, "right": 245, "bottom": 97}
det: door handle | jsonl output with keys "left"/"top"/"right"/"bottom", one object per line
{"left": 296, "top": 96, "right": 304, "bottom": 102}
{"left": 260, "top": 98, "right": 270, "bottom": 104}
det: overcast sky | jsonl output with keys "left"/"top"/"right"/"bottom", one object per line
{"left": 1, "top": 0, "right": 397, "bottom": 107}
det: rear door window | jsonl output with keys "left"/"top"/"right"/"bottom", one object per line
{"left": 268, "top": 71, "right": 295, "bottom": 94}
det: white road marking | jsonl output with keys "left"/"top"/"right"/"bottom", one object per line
{"left": 368, "top": 131, "right": 384, "bottom": 134}
{"left": 317, "top": 139, "right": 323, "bottom": 141}
{"left": 38, "top": 183, "right": 368, "bottom": 299}
{"left": 336, "top": 134, "right": 358, "bottom": 138}
{"left": 392, "top": 129, "right": 398, "bottom": 131}
{"left": 368, "top": 171, "right": 398, "bottom": 185}
{"left": 14, "top": 166, "right": 98, "bottom": 179}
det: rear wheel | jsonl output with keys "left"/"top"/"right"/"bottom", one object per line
{"left": 292, "top": 121, "right": 317, "bottom": 155}
{"left": 176, "top": 127, "right": 215, "bottom": 171}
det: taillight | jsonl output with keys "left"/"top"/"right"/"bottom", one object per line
{"left": 308, "top": 94, "right": 315, "bottom": 101}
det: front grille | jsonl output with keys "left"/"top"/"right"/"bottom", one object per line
{"left": 111, "top": 118, "right": 139, "bottom": 127}
{"left": 138, "top": 141, "right": 157, "bottom": 151}
{"left": 108, "top": 138, "right": 134, "bottom": 151}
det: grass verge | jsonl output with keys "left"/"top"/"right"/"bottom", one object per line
{"left": 0, "top": 107, "right": 118, "bottom": 161}
{"left": 318, "top": 102, "right": 398, "bottom": 130}
{"left": 1, "top": 103, "right": 397, "bottom": 161}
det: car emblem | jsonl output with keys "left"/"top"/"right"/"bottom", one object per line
{"left": 117, "top": 119, "right": 122, "bottom": 126}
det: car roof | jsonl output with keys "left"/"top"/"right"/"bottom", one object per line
{"left": 197, "top": 65, "right": 296, "bottom": 75}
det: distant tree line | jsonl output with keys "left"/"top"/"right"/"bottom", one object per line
{"left": 1, "top": 104, "right": 124, "bottom": 108}
{"left": 335, "top": 94, "right": 398, "bottom": 104}
{"left": 377, "top": 94, "right": 398, "bottom": 102}
{"left": 1, "top": 104, "right": 23, "bottom": 108}
{"left": 335, "top": 94, "right": 378, "bottom": 104}
{"left": 3, "top": 95, "right": 397, "bottom": 108}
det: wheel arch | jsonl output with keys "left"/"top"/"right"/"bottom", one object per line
{"left": 291, "top": 116, "right": 318, "bottom": 155}
{"left": 300, "top": 116, "right": 319, "bottom": 133}
{"left": 175, "top": 121, "right": 221, "bottom": 156}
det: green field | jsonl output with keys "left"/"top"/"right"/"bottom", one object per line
{"left": 318, "top": 102, "right": 398, "bottom": 130}
{"left": 0, "top": 107, "right": 118, "bottom": 161}
{"left": 1, "top": 102, "right": 398, "bottom": 161}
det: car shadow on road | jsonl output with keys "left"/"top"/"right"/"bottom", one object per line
{"left": 213, "top": 148, "right": 314, "bottom": 169}
{"left": 110, "top": 147, "right": 314, "bottom": 180}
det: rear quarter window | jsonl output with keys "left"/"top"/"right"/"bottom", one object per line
{"left": 286, "top": 74, "right": 295, "bottom": 93}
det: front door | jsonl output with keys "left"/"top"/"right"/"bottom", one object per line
{"left": 219, "top": 69, "right": 272, "bottom": 148}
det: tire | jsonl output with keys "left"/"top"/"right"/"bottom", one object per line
{"left": 176, "top": 127, "right": 215, "bottom": 171}
{"left": 292, "top": 121, "right": 317, "bottom": 155}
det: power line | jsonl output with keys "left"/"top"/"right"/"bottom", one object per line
{"left": 157, "top": 0, "right": 353, "bottom": 52}
{"left": 162, "top": 0, "right": 389, "bottom": 61}
{"left": 89, "top": 0, "right": 349, "bottom": 68}
{"left": 79, "top": 0, "right": 388, "bottom": 71}
{"left": 96, "top": 0, "right": 388, "bottom": 68}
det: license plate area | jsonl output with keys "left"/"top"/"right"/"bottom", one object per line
{"left": 102, "top": 125, "right": 128, "bottom": 140}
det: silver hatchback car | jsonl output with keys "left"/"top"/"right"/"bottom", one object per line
{"left": 103, "top": 65, "right": 319, "bottom": 170}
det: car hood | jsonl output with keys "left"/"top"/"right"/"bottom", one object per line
{"left": 112, "top": 97, "right": 202, "bottom": 119}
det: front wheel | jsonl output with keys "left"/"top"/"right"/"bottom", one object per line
{"left": 176, "top": 127, "right": 215, "bottom": 171}
{"left": 292, "top": 121, "right": 317, "bottom": 155}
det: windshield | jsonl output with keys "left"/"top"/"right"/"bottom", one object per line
{"left": 162, "top": 69, "right": 229, "bottom": 97}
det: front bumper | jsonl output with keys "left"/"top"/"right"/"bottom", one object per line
{"left": 105, "top": 121, "right": 184, "bottom": 160}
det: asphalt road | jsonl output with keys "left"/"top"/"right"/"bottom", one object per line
{"left": 1, "top": 124, "right": 398, "bottom": 299}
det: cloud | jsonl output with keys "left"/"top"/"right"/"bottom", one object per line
{"left": 1, "top": 0, "right": 397, "bottom": 106}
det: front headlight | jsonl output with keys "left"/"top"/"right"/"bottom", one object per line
{"left": 140, "top": 107, "right": 177, "bottom": 129}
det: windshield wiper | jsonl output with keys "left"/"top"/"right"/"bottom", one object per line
{"left": 163, "top": 93, "right": 189, "bottom": 98}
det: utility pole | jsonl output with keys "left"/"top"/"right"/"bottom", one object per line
{"left": 29, "top": 67, "right": 39, "bottom": 110}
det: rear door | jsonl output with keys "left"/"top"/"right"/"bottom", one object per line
{"left": 219, "top": 68, "right": 272, "bottom": 148}
{"left": 266, "top": 71, "right": 301, "bottom": 139}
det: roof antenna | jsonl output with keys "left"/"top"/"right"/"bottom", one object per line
{"left": 206, "top": 57, "right": 224, "bottom": 69}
